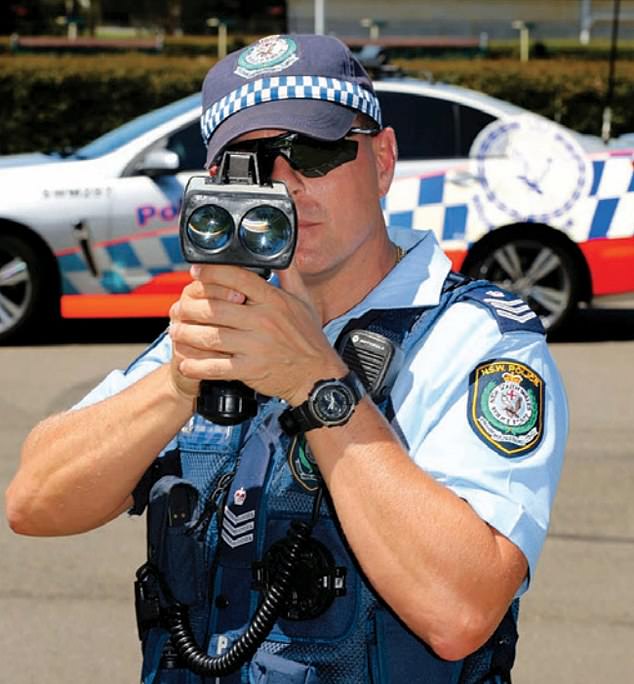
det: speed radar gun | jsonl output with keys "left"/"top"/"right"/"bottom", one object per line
{"left": 179, "top": 150, "right": 297, "bottom": 425}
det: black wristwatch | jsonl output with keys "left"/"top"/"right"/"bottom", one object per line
{"left": 279, "top": 371, "right": 367, "bottom": 436}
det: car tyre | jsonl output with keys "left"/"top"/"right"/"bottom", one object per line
{"left": 0, "top": 234, "right": 57, "bottom": 344}
{"left": 462, "top": 232, "right": 579, "bottom": 334}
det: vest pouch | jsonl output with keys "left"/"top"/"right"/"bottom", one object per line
{"left": 262, "top": 516, "right": 359, "bottom": 643}
{"left": 147, "top": 475, "right": 206, "bottom": 607}
{"left": 249, "top": 650, "right": 320, "bottom": 684}
{"left": 369, "top": 607, "right": 463, "bottom": 684}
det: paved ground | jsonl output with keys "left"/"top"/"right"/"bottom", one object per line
{"left": 1, "top": 306, "right": 633, "bottom": 682}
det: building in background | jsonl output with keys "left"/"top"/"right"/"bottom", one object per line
{"left": 287, "top": 0, "right": 634, "bottom": 41}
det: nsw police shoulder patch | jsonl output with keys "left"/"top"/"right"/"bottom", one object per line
{"left": 468, "top": 359, "right": 545, "bottom": 457}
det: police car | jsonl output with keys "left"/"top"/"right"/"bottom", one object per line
{"left": 1, "top": 79, "right": 633, "bottom": 343}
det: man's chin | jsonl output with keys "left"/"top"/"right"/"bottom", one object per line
{"left": 295, "top": 249, "right": 346, "bottom": 282}
{"left": 293, "top": 248, "right": 326, "bottom": 276}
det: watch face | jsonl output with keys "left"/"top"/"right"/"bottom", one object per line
{"left": 311, "top": 382, "right": 354, "bottom": 424}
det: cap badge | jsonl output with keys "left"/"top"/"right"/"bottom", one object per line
{"left": 233, "top": 487, "right": 247, "bottom": 506}
{"left": 235, "top": 35, "right": 298, "bottom": 79}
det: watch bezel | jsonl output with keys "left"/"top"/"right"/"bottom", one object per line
{"left": 308, "top": 379, "right": 356, "bottom": 426}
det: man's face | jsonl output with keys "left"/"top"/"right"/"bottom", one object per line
{"left": 220, "top": 125, "right": 397, "bottom": 280}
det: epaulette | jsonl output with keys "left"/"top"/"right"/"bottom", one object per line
{"left": 457, "top": 282, "right": 545, "bottom": 335}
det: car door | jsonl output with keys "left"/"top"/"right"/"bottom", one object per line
{"left": 379, "top": 89, "right": 496, "bottom": 244}
{"left": 103, "top": 121, "right": 206, "bottom": 295}
{"left": 378, "top": 89, "right": 496, "bottom": 173}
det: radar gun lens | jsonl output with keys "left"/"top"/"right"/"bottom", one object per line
{"left": 239, "top": 206, "right": 292, "bottom": 258}
{"left": 187, "top": 205, "right": 234, "bottom": 252}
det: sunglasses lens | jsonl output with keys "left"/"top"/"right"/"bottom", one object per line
{"left": 225, "top": 134, "right": 359, "bottom": 178}
{"left": 289, "top": 138, "right": 358, "bottom": 177}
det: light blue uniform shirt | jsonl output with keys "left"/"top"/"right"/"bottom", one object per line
{"left": 74, "top": 227, "right": 568, "bottom": 595}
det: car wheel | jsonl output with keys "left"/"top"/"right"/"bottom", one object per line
{"left": 463, "top": 234, "right": 578, "bottom": 333}
{"left": 0, "top": 234, "right": 52, "bottom": 343}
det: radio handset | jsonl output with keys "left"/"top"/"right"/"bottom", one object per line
{"left": 336, "top": 329, "right": 403, "bottom": 401}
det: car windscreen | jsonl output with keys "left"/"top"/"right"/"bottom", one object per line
{"left": 72, "top": 94, "right": 200, "bottom": 160}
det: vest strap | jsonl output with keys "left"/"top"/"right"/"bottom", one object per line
{"left": 211, "top": 418, "right": 280, "bottom": 681}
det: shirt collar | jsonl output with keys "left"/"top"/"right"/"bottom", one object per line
{"left": 324, "top": 228, "right": 451, "bottom": 342}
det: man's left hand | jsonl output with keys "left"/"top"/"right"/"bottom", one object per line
{"left": 169, "top": 263, "right": 347, "bottom": 406}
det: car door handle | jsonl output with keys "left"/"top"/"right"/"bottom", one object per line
{"left": 446, "top": 170, "right": 483, "bottom": 186}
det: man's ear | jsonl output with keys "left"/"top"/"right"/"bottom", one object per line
{"left": 372, "top": 127, "right": 398, "bottom": 198}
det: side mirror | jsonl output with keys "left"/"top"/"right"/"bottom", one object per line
{"left": 135, "top": 149, "right": 181, "bottom": 177}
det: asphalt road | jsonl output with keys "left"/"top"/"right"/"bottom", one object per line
{"left": 1, "top": 305, "right": 633, "bottom": 683}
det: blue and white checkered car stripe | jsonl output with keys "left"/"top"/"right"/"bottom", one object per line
{"left": 200, "top": 75, "right": 383, "bottom": 145}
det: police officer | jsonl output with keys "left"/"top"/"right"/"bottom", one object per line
{"left": 6, "top": 34, "right": 568, "bottom": 683}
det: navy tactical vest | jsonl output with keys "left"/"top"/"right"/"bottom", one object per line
{"left": 133, "top": 274, "right": 536, "bottom": 683}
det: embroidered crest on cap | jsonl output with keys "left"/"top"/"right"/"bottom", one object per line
{"left": 235, "top": 35, "right": 299, "bottom": 79}
{"left": 468, "top": 359, "right": 545, "bottom": 457}
{"left": 287, "top": 434, "right": 322, "bottom": 492}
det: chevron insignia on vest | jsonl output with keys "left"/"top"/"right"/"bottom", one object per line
{"left": 221, "top": 507, "right": 255, "bottom": 548}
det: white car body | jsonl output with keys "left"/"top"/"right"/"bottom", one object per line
{"left": 1, "top": 79, "right": 633, "bottom": 341}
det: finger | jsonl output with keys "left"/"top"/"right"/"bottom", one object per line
{"left": 174, "top": 297, "right": 251, "bottom": 330}
{"left": 170, "top": 321, "right": 243, "bottom": 356}
{"left": 276, "top": 262, "right": 313, "bottom": 307}
{"left": 191, "top": 264, "right": 270, "bottom": 304}
{"left": 171, "top": 339, "right": 232, "bottom": 361}
{"left": 276, "top": 264, "right": 321, "bottom": 327}
{"left": 179, "top": 356, "right": 235, "bottom": 381}
{"left": 182, "top": 277, "right": 246, "bottom": 304}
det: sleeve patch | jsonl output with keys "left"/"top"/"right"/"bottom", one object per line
{"left": 468, "top": 359, "right": 545, "bottom": 457}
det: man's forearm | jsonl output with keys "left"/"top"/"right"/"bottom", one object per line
{"left": 5, "top": 364, "right": 193, "bottom": 536}
{"left": 307, "top": 397, "right": 527, "bottom": 661}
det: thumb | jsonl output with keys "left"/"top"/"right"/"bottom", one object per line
{"left": 276, "top": 262, "right": 313, "bottom": 308}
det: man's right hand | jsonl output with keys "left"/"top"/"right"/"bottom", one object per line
{"left": 168, "top": 265, "right": 248, "bottom": 402}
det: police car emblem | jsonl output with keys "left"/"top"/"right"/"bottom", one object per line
{"left": 469, "top": 114, "right": 592, "bottom": 225}
{"left": 468, "top": 359, "right": 544, "bottom": 457}
{"left": 288, "top": 435, "right": 321, "bottom": 492}
{"left": 235, "top": 35, "right": 299, "bottom": 79}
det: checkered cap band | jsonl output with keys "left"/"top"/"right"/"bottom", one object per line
{"left": 200, "top": 75, "right": 382, "bottom": 145}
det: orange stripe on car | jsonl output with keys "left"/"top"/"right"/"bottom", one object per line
{"left": 61, "top": 293, "right": 180, "bottom": 318}
{"left": 61, "top": 272, "right": 192, "bottom": 318}
{"left": 580, "top": 236, "right": 634, "bottom": 296}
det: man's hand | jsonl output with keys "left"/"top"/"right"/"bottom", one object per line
{"left": 168, "top": 263, "right": 347, "bottom": 406}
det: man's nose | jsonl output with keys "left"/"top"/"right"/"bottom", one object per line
{"left": 270, "top": 154, "right": 304, "bottom": 194}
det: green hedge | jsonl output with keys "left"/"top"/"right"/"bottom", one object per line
{"left": 1, "top": 54, "right": 633, "bottom": 155}
{"left": 0, "top": 55, "right": 212, "bottom": 155}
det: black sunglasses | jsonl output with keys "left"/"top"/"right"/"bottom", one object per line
{"left": 222, "top": 127, "right": 381, "bottom": 179}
